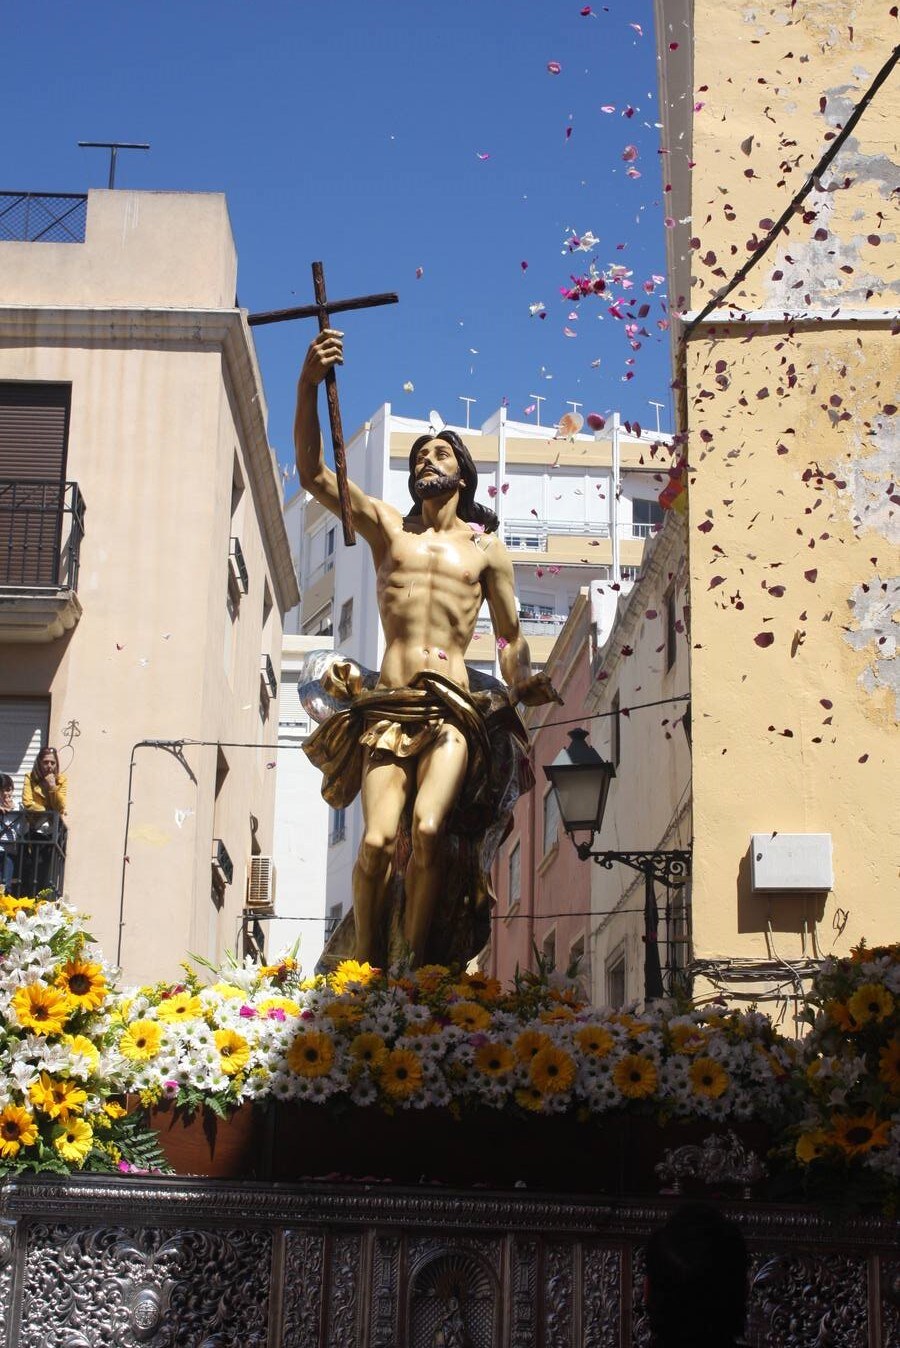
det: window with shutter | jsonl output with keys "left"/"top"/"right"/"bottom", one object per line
{"left": 0, "top": 384, "right": 71, "bottom": 586}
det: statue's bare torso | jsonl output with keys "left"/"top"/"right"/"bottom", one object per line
{"left": 373, "top": 511, "right": 493, "bottom": 690}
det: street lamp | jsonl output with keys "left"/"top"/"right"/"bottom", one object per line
{"left": 544, "top": 728, "right": 691, "bottom": 1002}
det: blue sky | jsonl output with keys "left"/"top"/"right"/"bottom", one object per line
{"left": 4, "top": 0, "right": 673, "bottom": 470}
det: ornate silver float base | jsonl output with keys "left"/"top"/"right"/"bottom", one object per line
{"left": 0, "top": 1176, "right": 897, "bottom": 1346}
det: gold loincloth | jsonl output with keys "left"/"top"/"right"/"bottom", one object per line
{"left": 303, "top": 663, "right": 532, "bottom": 967}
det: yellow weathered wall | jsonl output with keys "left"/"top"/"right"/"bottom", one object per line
{"left": 683, "top": 0, "right": 899, "bottom": 961}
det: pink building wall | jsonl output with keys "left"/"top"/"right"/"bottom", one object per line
{"left": 490, "top": 594, "right": 594, "bottom": 992}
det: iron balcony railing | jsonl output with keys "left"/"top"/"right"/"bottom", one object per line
{"left": 502, "top": 518, "right": 659, "bottom": 552}
{"left": 0, "top": 810, "right": 67, "bottom": 897}
{"left": 260, "top": 653, "right": 277, "bottom": 699}
{"left": 212, "top": 838, "right": 234, "bottom": 886}
{"left": 0, "top": 480, "right": 86, "bottom": 589}
{"left": 228, "top": 537, "right": 249, "bottom": 596}
{"left": 0, "top": 192, "right": 88, "bottom": 244}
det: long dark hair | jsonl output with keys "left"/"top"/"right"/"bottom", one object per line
{"left": 31, "top": 746, "right": 59, "bottom": 781}
{"left": 406, "top": 430, "right": 499, "bottom": 533}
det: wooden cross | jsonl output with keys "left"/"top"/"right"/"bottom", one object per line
{"left": 248, "top": 262, "right": 399, "bottom": 546}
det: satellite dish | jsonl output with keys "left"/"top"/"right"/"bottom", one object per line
{"left": 554, "top": 411, "right": 584, "bottom": 440}
{"left": 428, "top": 410, "right": 446, "bottom": 434}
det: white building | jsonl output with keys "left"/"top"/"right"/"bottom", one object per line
{"left": 284, "top": 403, "right": 673, "bottom": 929}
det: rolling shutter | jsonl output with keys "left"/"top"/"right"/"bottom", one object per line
{"left": 0, "top": 383, "right": 71, "bottom": 585}
{"left": 0, "top": 698, "right": 49, "bottom": 802}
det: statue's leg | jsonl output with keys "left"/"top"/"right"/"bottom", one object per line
{"left": 403, "top": 725, "right": 469, "bottom": 965}
{"left": 353, "top": 748, "right": 414, "bottom": 964}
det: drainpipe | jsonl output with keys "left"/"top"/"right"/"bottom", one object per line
{"left": 495, "top": 405, "right": 508, "bottom": 682}
{"left": 610, "top": 412, "right": 621, "bottom": 583}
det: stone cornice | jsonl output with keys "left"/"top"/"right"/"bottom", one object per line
{"left": 0, "top": 305, "right": 300, "bottom": 614}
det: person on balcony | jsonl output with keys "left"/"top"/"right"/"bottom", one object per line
{"left": 0, "top": 774, "right": 24, "bottom": 892}
{"left": 22, "top": 746, "right": 67, "bottom": 895}
{"left": 23, "top": 746, "right": 67, "bottom": 816}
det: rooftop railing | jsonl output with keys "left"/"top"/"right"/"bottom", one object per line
{"left": 0, "top": 192, "right": 88, "bottom": 243}
{"left": 0, "top": 480, "right": 86, "bottom": 589}
{"left": 0, "top": 811, "right": 67, "bottom": 898}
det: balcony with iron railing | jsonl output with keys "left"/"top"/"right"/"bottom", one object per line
{"left": 0, "top": 811, "right": 68, "bottom": 898}
{"left": 502, "top": 518, "right": 658, "bottom": 552}
{"left": 0, "top": 480, "right": 86, "bottom": 641}
{"left": 0, "top": 192, "right": 88, "bottom": 244}
{"left": 212, "top": 838, "right": 234, "bottom": 888}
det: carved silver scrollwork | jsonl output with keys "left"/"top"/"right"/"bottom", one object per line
{"left": 748, "top": 1250, "right": 870, "bottom": 1347}
{"left": 0, "top": 1217, "right": 15, "bottom": 1343}
{"left": 283, "top": 1230, "right": 326, "bottom": 1348}
{"left": 324, "top": 1233, "right": 361, "bottom": 1348}
{"left": 17, "top": 1224, "right": 271, "bottom": 1347}
{"left": 544, "top": 1244, "right": 574, "bottom": 1348}
{"left": 370, "top": 1235, "right": 400, "bottom": 1348}
{"left": 655, "top": 1129, "right": 766, "bottom": 1197}
{"left": 510, "top": 1240, "right": 537, "bottom": 1348}
{"left": 582, "top": 1244, "right": 621, "bottom": 1348}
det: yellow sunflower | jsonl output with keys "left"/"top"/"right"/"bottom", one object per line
{"left": 668, "top": 1024, "right": 709, "bottom": 1056}
{"left": 610, "top": 1012, "right": 652, "bottom": 1038}
{"left": 210, "top": 982, "right": 246, "bottom": 999}
{"left": 830, "top": 1110, "right": 892, "bottom": 1158}
{"left": 329, "top": 960, "right": 378, "bottom": 994}
{"left": 515, "top": 1084, "right": 546, "bottom": 1112}
{"left": 689, "top": 1057, "right": 730, "bottom": 1099}
{"left": 380, "top": 1048, "right": 423, "bottom": 1099}
{"left": 11, "top": 983, "right": 71, "bottom": 1036}
{"left": 474, "top": 1042, "right": 515, "bottom": 1077}
{"left": 62, "top": 1034, "right": 101, "bottom": 1073}
{"left": 119, "top": 1019, "right": 163, "bottom": 1061}
{"left": 878, "top": 1038, "right": 900, "bottom": 1092}
{"left": 449, "top": 1001, "right": 491, "bottom": 1032}
{"left": 286, "top": 1031, "right": 335, "bottom": 1077}
{"left": 795, "top": 1128, "right": 831, "bottom": 1164}
{"left": 260, "top": 957, "right": 297, "bottom": 980}
{"left": 514, "top": 1029, "right": 552, "bottom": 1063}
{"left": 156, "top": 992, "right": 203, "bottom": 1023}
{"left": 349, "top": 1033, "right": 388, "bottom": 1069}
{"left": 0, "top": 893, "right": 35, "bottom": 916}
{"left": 257, "top": 996, "right": 301, "bottom": 1017}
{"left": 453, "top": 972, "right": 502, "bottom": 1002}
{"left": 323, "top": 1000, "right": 364, "bottom": 1029}
{"left": 540, "top": 1005, "right": 576, "bottom": 1024}
{"left": 28, "top": 1072, "right": 87, "bottom": 1120}
{"left": 214, "top": 1029, "right": 250, "bottom": 1076}
{"left": 53, "top": 1117, "right": 94, "bottom": 1165}
{"left": 612, "top": 1053, "right": 658, "bottom": 1099}
{"left": 55, "top": 957, "right": 107, "bottom": 1011}
{"left": 0, "top": 1105, "right": 39, "bottom": 1157}
{"left": 529, "top": 1045, "right": 577, "bottom": 1095}
{"left": 574, "top": 1025, "right": 615, "bottom": 1059}
{"left": 103, "top": 1101, "right": 128, "bottom": 1119}
{"left": 415, "top": 963, "right": 451, "bottom": 991}
{"left": 847, "top": 983, "right": 894, "bottom": 1027}
{"left": 825, "top": 999, "right": 859, "bottom": 1033}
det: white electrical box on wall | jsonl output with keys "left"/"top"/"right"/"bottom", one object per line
{"left": 750, "top": 833, "right": 834, "bottom": 892}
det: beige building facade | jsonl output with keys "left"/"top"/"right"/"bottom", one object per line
{"left": 0, "top": 189, "right": 299, "bottom": 982}
{"left": 654, "top": 0, "right": 899, "bottom": 996}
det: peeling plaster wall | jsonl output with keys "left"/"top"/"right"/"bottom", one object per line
{"left": 682, "top": 0, "right": 899, "bottom": 965}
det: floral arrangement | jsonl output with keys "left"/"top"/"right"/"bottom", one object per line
{"left": 110, "top": 958, "right": 797, "bottom": 1129}
{"left": 787, "top": 942, "right": 899, "bottom": 1205}
{"left": 0, "top": 892, "right": 165, "bottom": 1177}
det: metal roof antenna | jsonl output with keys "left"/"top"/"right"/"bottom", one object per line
{"left": 78, "top": 141, "right": 150, "bottom": 189}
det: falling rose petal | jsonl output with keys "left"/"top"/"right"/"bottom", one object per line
{"left": 623, "top": 105, "right": 636, "bottom": 118}
{"left": 436, "top": 650, "right": 448, "bottom": 661}
{"left": 475, "top": 152, "right": 491, "bottom": 161}
{"left": 563, "top": 326, "right": 578, "bottom": 337}
{"left": 487, "top": 485, "right": 498, "bottom": 497}
{"left": 415, "top": 266, "right": 424, "bottom": 279}
{"left": 645, "top": 609, "right": 658, "bottom": 619}
{"left": 754, "top": 632, "right": 775, "bottom": 647}
{"left": 587, "top": 413, "right": 606, "bottom": 430}
{"left": 535, "top": 567, "right": 545, "bottom": 578}
{"left": 664, "top": 217, "right": 676, "bottom": 229}
{"left": 547, "top": 61, "right": 562, "bottom": 75}
{"left": 652, "top": 274, "right": 665, "bottom": 284}
{"left": 497, "top": 637, "right": 509, "bottom": 650}
{"left": 402, "top": 381, "right": 414, "bottom": 393}
{"left": 626, "top": 168, "right": 642, "bottom": 179}
{"left": 697, "top": 519, "right": 714, "bottom": 533}
{"left": 521, "top": 260, "right": 529, "bottom": 272}
{"left": 565, "top": 127, "right": 573, "bottom": 142}
{"left": 601, "top": 104, "right": 616, "bottom": 114}
{"left": 708, "top": 576, "right": 726, "bottom": 589}
{"left": 501, "top": 483, "right": 510, "bottom": 494}
{"left": 530, "top": 508, "right": 539, "bottom": 517}
{"left": 580, "top": 5, "right": 595, "bottom": 14}
{"left": 858, "top": 753, "right": 869, "bottom": 764}
{"left": 820, "top": 699, "right": 833, "bottom": 709}
{"left": 804, "top": 568, "right": 818, "bottom": 582}
{"left": 669, "top": 41, "right": 679, "bottom": 50}
{"left": 629, "top": 22, "right": 643, "bottom": 35}
{"left": 622, "top": 145, "right": 639, "bottom": 162}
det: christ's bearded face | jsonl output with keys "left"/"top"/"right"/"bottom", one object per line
{"left": 412, "top": 438, "right": 463, "bottom": 500}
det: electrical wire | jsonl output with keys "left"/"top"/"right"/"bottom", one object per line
{"left": 536, "top": 693, "right": 689, "bottom": 731}
{"left": 684, "top": 42, "right": 900, "bottom": 338}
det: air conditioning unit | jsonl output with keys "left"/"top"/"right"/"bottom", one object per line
{"left": 247, "top": 855, "right": 276, "bottom": 912}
